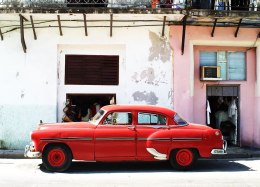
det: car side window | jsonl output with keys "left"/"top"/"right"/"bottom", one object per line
{"left": 103, "top": 112, "right": 132, "bottom": 125}
{"left": 138, "top": 112, "right": 166, "bottom": 125}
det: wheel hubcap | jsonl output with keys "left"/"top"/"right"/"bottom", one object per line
{"left": 48, "top": 149, "right": 66, "bottom": 167}
{"left": 176, "top": 149, "right": 193, "bottom": 166}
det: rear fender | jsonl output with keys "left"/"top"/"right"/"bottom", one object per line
{"left": 146, "top": 130, "right": 172, "bottom": 159}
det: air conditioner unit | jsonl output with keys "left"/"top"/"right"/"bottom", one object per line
{"left": 200, "top": 66, "right": 222, "bottom": 81}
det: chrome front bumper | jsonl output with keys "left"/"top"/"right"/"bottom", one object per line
{"left": 24, "top": 144, "right": 41, "bottom": 158}
{"left": 211, "top": 140, "right": 227, "bottom": 155}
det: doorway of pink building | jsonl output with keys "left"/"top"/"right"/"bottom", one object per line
{"left": 206, "top": 85, "right": 239, "bottom": 146}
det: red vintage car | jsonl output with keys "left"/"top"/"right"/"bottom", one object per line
{"left": 24, "top": 104, "right": 226, "bottom": 172}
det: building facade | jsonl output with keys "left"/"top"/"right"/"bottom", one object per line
{"left": 0, "top": 0, "right": 260, "bottom": 149}
{"left": 171, "top": 26, "right": 260, "bottom": 148}
{"left": 0, "top": 13, "right": 173, "bottom": 149}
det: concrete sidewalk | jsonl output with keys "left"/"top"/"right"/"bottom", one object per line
{"left": 215, "top": 146, "right": 260, "bottom": 159}
{"left": 1, "top": 146, "right": 260, "bottom": 159}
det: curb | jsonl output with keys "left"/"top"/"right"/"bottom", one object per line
{"left": 211, "top": 153, "right": 260, "bottom": 159}
{"left": 0, "top": 150, "right": 24, "bottom": 159}
{"left": 1, "top": 149, "right": 260, "bottom": 159}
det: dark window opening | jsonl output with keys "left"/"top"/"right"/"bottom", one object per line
{"left": 63, "top": 94, "right": 116, "bottom": 122}
{"left": 65, "top": 55, "right": 119, "bottom": 85}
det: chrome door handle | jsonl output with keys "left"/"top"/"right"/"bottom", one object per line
{"left": 128, "top": 126, "right": 135, "bottom": 131}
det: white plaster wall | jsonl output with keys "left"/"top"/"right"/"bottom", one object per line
{"left": 0, "top": 24, "right": 58, "bottom": 149}
{"left": 0, "top": 13, "right": 173, "bottom": 149}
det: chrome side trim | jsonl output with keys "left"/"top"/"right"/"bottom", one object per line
{"left": 139, "top": 137, "right": 201, "bottom": 141}
{"left": 147, "top": 138, "right": 171, "bottom": 141}
{"left": 137, "top": 138, "right": 171, "bottom": 141}
{"left": 40, "top": 137, "right": 93, "bottom": 141}
{"left": 137, "top": 138, "right": 147, "bottom": 141}
{"left": 172, "top": 138, "right": 202, "bottom": 141}
{"left": 95, "top": 137, "right": 135, "bottom": 141}
{"left": 146, "top": 125, "right": 169, "bottom": 129}
{"left": 146, "top": 148, "right": 167, "bottom": 160}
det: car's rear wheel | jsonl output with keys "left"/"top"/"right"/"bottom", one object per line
{"left": 42, "top": 144, "right": 72, "bottom": 172}
{"left": 170, "top": 148, "right": 198, "bottom": 170}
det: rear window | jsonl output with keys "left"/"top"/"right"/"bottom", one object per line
{"left": 173, "top": 113, "right": 187, "bottom": 126}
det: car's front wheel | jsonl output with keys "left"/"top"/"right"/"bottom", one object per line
{"left": 170, "top": 148, "right": 198, "bottom": 170}
{"left": 42, "top": 144, "right": 72, "bottom": 172}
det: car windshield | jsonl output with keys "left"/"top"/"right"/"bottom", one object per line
{"left": 173, "top": 113, "right": 188, "bottom": 126}
{"left": 90, "top": 109, "right": 105, "bottom": 125}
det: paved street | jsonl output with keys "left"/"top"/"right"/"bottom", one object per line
{"left": 0, "top": 158, "right": 260, "bottom": 187}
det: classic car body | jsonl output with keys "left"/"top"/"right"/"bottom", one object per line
{"left": 25, "top": 105, "right": 227, "bottom": 172}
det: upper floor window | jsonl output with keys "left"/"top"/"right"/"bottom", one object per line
{"left": 65, "top": 55, "right": 119, "bottom": 85}
{"left": 138, "top": 112, "right": 166, "bottom": 125}
{"left": 200, "top": 51, "right": 246, "bottom": 81}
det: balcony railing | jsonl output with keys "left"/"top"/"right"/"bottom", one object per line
{"left": 0, "top": 0, "right": 260, "bottom": 11}
{"left": 0, "top": 0, "right": 259, "bottom": 11}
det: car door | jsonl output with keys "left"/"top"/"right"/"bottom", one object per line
{"left": 94, "top": 111, "right": 136, "bottom": 160}
{"left": 136, "top": 112, "right": 171, "bottom": 159}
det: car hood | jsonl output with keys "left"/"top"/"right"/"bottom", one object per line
{"left": 37, "top": 122, "right": 96, "bottom": 131}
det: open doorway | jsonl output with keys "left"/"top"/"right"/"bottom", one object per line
{"left": 206, "top": 86, "right": 239, "bottom": 146}
{"left": 63, "top": 94, "right": 116, "bottom": 122}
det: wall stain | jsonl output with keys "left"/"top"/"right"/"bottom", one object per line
{"left": 21, "top": 90, "right": 25, "bottom": 99}
{"left": 168, "top": 88, "right": 174, "bottom": 105}
{"left": 148, "top": 31, "right": 171, "bottom": 63}
{"left": 132, "top": 68, "right": 168, "bottom": 86}
{"left": 16, "top": 72, "right": 19, "bottom": 78}
{"left": 140, "top": 67, "right": 155, "bottom": 84}
{"left": 132, "top": 91, "right": 158, "bottom": 105}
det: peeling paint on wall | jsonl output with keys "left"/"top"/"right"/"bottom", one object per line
{"left": 140, "top": 67, "right": 155, "bottom": 84}
{"left": 148, "top": 31, "right": 171, "bottom": 63}
{"left": 132, "top": 67, "right": 156, "bottom": 84}
{"left": 132, "top": 91, "right": 158, "bottom": 105}
{"left": 131, "top": 67, "right": 168, "bottom": 86}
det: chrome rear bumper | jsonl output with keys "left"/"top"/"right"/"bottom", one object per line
{"left": 211, "top": 140, "right": 227, "bottom": 155}
{"left": 24, "top": 144, "right": 41, "bottom": 158}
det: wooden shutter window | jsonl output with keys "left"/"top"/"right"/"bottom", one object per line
{"left": 65, "top": 55, "right": 119, "bottom": 85}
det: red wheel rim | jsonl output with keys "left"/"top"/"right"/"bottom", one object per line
{"left": 176, "top": 149, "right": 193, "bottom": 167}
{"left": 48, "top": 149, "right": 66, "bottom": 167}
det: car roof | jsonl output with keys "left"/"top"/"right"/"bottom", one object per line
{"left": 101, "top": 104, "right": 176, "bottom": 117}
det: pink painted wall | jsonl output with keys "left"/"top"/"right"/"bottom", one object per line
{"left": 170, "top": 26, "right": 259, "bottom": 147}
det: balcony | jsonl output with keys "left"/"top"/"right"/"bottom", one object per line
{"left": 0, "top": 0, "right": 259, "bottom": 12}
{"left": 0, "top": 1, "right": 259, "bottom": 54}
{"left": 0, "top": 1, "right": 259, "bottom": 29}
